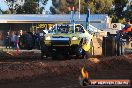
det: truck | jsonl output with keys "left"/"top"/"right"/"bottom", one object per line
{"left": 40, "top": 24, "right": 93, "bottom": 59}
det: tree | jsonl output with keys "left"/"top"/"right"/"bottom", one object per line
{"left": 36, "top": 0, "right": 48, "bottom": 13}
{"left": 5, "top": 0, "right": 48, "bottom": 14}
{"left": 94, "top": 0, "right": 113, "bottom": 14}
{"left": 2, "top": 10, "right": 11, "bottom": 14}
{"left": 22, "top": 0, "right": 38, "bottom": 14}
{"left": 41, "top": 0, "right": 49, "bottom": 5}
{"left": 125, "top": 1, "right": 132, "bottom": 21}
{"left": 112, "top": 0, "right": 128, "bottom": 22}
{"left": 50, "top": 0, "right": 68, "bottom": 14}
{"left": 5, "top": 0, "right": 18, "bottom": 14}
{"left": 0, "top": 8, "right": 3, "bottom": 14}
{"left": 50, "top": 0, "right": 113, "bottom": 14}
{"left": 50, "top": 7, "right": 57, "bottom": 14}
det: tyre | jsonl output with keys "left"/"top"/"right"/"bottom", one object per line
{"left": 41, "top": 46, "right": 51, "bottom": 59}
{"left": 41, "top": 45, "right": 46, "bottom": 59}
{"left": 41, "top": 51, "right": 44, "bottom": 59}
{"left": 82, "top": 50, "right": 89, "bottom": 59}
{"left": 51, "top": 50, "right": 57, "bottom": 59}
{"left": 19, "top": 32, "right": 35, "bottom": 50}
{"left": 76, "top": 45, "right": 90, "bottom": 59}
{"left": 76, "top": 44, "right": 83, "bottom": 58}
{"left": 63, "top": 52, "right": 70, "bottom": 60}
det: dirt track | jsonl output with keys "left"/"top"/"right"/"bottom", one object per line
{"left": 0, "top": 55, "right": 132, "bottom": 88}
{"left": 0, "top": 37, "right": 132, "bottom": 88}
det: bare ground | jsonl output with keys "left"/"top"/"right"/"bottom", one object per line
{"left": 0, "top": 55, "right": 131, "bottom": 88}
{"left": 0, "top": 37, "right": 131, "bottom": 88}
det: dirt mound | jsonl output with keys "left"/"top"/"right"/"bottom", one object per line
{"left": 98, "top": 56, "right": 132, "bottom": 69}
{"left": 0, "top": 51, "right": 40, "bottom": 59}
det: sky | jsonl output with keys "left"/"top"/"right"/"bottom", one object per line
{"left": 0, "top": 0, "right": 52, "bottom": 11}
{"left": 45, "top": 0, "right": 52, "bottom": 11}
{"left": 0, "top": 0, "right": 8, "bottom": 11}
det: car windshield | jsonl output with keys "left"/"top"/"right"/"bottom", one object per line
{"left": 48, "top": 24, "right": 84, "bottom": 33}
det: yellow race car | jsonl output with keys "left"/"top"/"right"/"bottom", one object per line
{"left": 41, "top": 24, "right": 93, "bottom": 59}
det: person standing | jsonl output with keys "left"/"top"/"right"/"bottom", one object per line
{"left": 121, "top": 19, "right": 132, "bottom": 34}
{"left": 5, "top": 31, "right": 11, "bottom": 48}
{"left": 11, "top": 31, "right": 17, "bottom": 49}
{"left": 120, "top": 19, "right": 132, "bottom": 41}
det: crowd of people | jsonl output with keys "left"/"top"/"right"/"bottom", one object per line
{"left": 4, "top": 30, "right": 43, "bottom": 50}
{"left": 5, "top": 31, "right": 19, "bottom": 49}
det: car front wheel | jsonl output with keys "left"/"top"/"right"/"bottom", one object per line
{"left": 76, "top": 45, "right": 89, "bottom": 59}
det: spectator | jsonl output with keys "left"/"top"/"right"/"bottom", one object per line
{"left": 5, "top": 32, "right": 11, "bottom": 48}
{"left": 11, "top": 31, "right": 17, "bottom": 49}
{"left": 15, "top": 32, "right": 19, "bottom": 49}
{"left": 120, "top": 19, "right": 132, "bottom": 41}
{"left": 34, "top": 31, "right": 41, "bottom": 49}
{"left": 121, "top": 19, "right": 132, "bottom": 34}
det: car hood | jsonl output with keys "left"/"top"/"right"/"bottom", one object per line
{"left": 45, "top": 33, "right": 82, "bottom": 38}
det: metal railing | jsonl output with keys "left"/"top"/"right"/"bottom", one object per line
{"left": 88, "top": 24, "right": 99, "bottom": 33}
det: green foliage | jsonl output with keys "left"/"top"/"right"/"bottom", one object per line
{"left": 125, "top": 2, "right": 132, "bottom": 21}
{"left": 94, "top": 0, "right": 113, "bottom": 14}
{"left": 50, "top": 0, "right": 113, "bottom": 14}
{"left": 50, "top": 0, "right": 131, "bottom": 23}
{"left": 50, "top": 7, "right": 57, "bottom": 14}
{"left": 5, "top": 0, "right": 48, "bottom": 14}
{"left": 51, "top": 0, "right": 78, "bottom": 14}
{"left": 41, "top": 0, "right": 48, "bottom": 5}
{"left": 112, "top": 0, "right": 128, "bottom": 22}
{"left": 22, "top": 0, "right": 38, "bottom": 14}
{"left": 5, "top": 0, "right": 17, "bottom": 14}
{"left": 3, "top": 0, "right": 131, "bottom": 23}
{"left": 118, "top": 18, "right": 126, "bottom": 23}
{"left": 15, "top": 0, "right": 38, "bottom": 14}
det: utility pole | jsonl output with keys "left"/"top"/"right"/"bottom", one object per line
{"left": 79, "top": 0, "right": 80, "bottom": 19}
{"left": 86, "top": 8, "right": 90, "bottom": 29}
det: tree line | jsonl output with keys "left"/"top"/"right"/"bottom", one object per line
{"left": 0, "top": 0, "right": 132, "bottom": 23}
{"left": 50, "top": 0, "right": 131, "bottom": 23}
{"left": 1, "top": 0, "right": 48, "bottom": 14}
